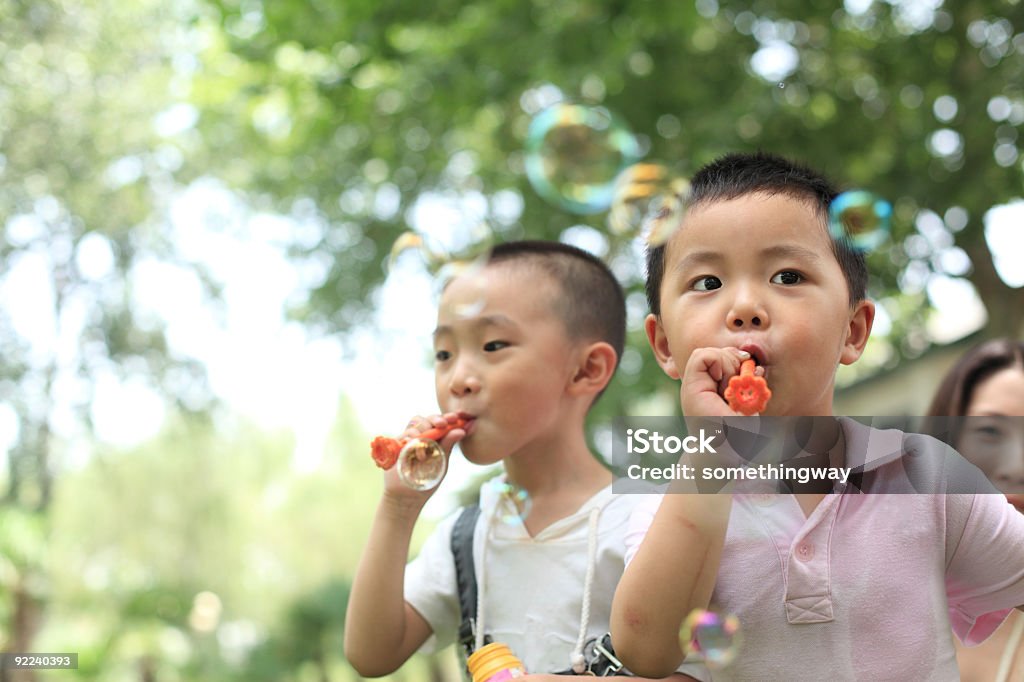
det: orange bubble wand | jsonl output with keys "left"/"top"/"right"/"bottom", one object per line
{"left": 370, "top": 417, "right": 468, "bottom": 470}
{"left": 724, "top": 359, "right": 771, "bottom": 415}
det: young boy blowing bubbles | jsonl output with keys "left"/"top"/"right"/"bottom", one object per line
{"left": 345, "top": 241, "right": 695, "bottom": 680}
{"left": 610, "top": 153, "right": 1024, "bottom": 680}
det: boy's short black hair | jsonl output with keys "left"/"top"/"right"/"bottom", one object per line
{"left": 488, "top": 240, "right": 626, "bottom": 368}
{"left": 645, "top": 152, "right": 869, "bottom": 316}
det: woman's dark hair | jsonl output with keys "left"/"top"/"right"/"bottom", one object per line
{"left": 923, "top": 338, "right": 1024, "bottom": 450}
{"left": 926, "top": 338, "right": 1024, "bottom": 417}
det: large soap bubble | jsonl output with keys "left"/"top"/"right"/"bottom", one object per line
{"left": 525, "top": 104, "right": 642, "bottom": 214}
{"left": 609, "top": 163, "right": 691, "bottom": 246}
{"left": 680, "top": 608, "right": 742, "bottom": 668}
{"left": 828, "top": 190, "right": 892, "bottom": 252}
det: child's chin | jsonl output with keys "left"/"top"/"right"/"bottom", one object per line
{"left": 459, "top": 443, "right": 502, "bottom": 467}
{"left": 1006, "top": 494, "right": 1024, "bottom": 514}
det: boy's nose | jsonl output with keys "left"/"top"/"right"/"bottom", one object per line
{"left": 448, "top": 363, "right": 481, "bottom": 396}
{"left": 727, "top": 291, "right": 769, "bottom": 329}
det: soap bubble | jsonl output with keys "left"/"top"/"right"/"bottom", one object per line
{"left": 828, "top": 190, "right": 892, "bottom": 252}
{"left": 387, "top": 222, "right": 495, "bottom": 277}
{"left": 680, "top": 609, "right": 742, "bottom": 668}
{"left": 487, "top": 478, "right": 533, "bottom": 525}
{"left": 423, "top": 220, "right": 495, "bottom": 265}
{"left": 388, "top": 231, "right": 447, "bottom": 275}
{"left": 397, "top": 439, "right": 447, "bottom": 490}
{"left": 525, "top": 104, "right": 642, "bottom": 214}
{"left": 436, "top": 256, "right": 491, "bottom": 318}
{"left": 609, "top": 163, "right": 691, "bottom": 245}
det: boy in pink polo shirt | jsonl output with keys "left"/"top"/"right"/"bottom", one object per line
{"left": 609, "top": 152, "right": 1024, "bottom": 680}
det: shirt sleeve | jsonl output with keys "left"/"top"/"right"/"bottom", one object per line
{"left": 945, "top": 493, "right": 1024, "bottom": 645}
{"left": 623, "top": 493, "right": 665, "bottom": 567}
{"left": 404, "top": 510, "right": 461, "bottom": 653}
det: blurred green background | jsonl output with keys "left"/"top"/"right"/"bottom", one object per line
{"left": 2, "top": 0, "right": 1023, "bottom": 679}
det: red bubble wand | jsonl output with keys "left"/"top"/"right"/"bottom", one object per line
{"left": 370, "top": 417, "right": 468, "bottom": 470}
{"left": 724, "top": 359, "right": 771, "bottom": 415}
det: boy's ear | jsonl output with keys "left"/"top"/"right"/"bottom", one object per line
{"left": 569, "top": 341, "right": 618, "bottom": 396}
{"left": 645, "top": 313, "right": 680, "bottom": 379}
{"left": 840, "top": 300, "right": 875, "bottom": 365}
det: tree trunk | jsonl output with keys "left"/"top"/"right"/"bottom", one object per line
{"left": 138, "top": 655, "right": 157, "bottom": 682}
{"left": 0, "top": 581, "right": 43, "bottom": 682}
{"left": 965, "top": 242, "right": 1024, "bottom": 339}
{"left": 316, "top": 653, "right": 330, "bottom": 682}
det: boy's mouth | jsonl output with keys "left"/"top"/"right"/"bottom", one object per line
{"left": 455, "top": 412, "right": 477, "bottom": 435}
{"left": 739, "top": 344, "right": 768, "bottom": 368}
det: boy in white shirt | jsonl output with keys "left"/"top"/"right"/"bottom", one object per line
{"left": 346, "top": 240, "right": 694, "bottom": 679}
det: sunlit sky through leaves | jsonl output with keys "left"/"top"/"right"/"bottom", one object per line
{"left": 1, "top": 179, "right": 1022, "bottom": 497}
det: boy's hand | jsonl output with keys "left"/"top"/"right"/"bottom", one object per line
{"left": 381, "top": 412, "right": 467, "bottom": 504}
{"left": 681, "top": 347, "right": 764, "bottom": 417}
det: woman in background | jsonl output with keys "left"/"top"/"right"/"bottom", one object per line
{"left": 927, "top": 338, "right": 1024, "bottom": 682}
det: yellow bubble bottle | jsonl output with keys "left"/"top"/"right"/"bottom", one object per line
{"left": 466, "top": 642, "right": 526, "bottom": 681}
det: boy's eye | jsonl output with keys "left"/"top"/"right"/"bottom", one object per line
{"left": 771, "top": 270, "right": 803, "bottom": 285}
{"left": 483, "top": 340, "right": 509, "bottom": 352}
{"left": 691, "top": 276, "right": 723, "bottom": 292}
{"left": 435, "top": 350, "right": 452, "bottom": 362}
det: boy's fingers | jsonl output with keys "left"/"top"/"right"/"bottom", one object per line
{"left": 723, "top": 347, "right": 751, "bottom": 368}
{"left": 682, "top": 347, "right": 757, "bottom": 417}
{"left": 401, "top": 414, "right": 434, "bottom": 438}
{"left": 688, "top": 347, "right": 748, "bottom": 383}
{"left": 439, "top": 429, "right": 466, "bottom": 454}
{"left": 400, "top": 413, "right": 465, "bottom": 444}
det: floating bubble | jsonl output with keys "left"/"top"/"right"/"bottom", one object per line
{"left": 397, "top": 438, "right": 447, "bottom": 491}
{"left": 609, "top": 163, "right": 691, "bottom": 246}
{"left": 487, "top": 478, "right": 533, "bottom": 525}
{"left": 525, "top": 104, "right": 642, "bottom": 214}
{"left": 828, "top": 191, "right": 892, "bottom": 252}
{"left": 387, "top": 231, "right": 447, "bottom": 275}
{"left": 679, "top": 609, "right": 742, "bottom": 668}
{"left": 433, "top": 253, "right": 493, "bottom": 317}
{"left": 425, "top": 220, "right": 496, "bottom": 265}
{"left": 388, "top": 223, "right": 495, "bottom": 278}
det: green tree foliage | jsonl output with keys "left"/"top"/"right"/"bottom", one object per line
{"left": 0, "top": 0, "right": 215, "bottom": 503}
{"left": 191, "top": 0, "right": 1024, "bottom": 393}
{"left": 30, "top": 400, "right": 453, "bottom": 680}
{"left": 0, "top": 0, "right": 219, "bottom": 665}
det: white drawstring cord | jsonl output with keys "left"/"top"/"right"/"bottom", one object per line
{"left": 570, "top": 506, "right": 602, "bottom": 673}
{"left": 474, "top": 486, "right": 607, "bottom": 673}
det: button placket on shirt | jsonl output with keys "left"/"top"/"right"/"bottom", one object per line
{"left": 795, "top": 541, "right": 814, "bottom": 562}
{"left": 783, "top": 496, "right": 840, "bottom": 624}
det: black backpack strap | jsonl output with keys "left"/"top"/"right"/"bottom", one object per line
{"left": 451, "top": 504, "right": 482, "bottom": 658}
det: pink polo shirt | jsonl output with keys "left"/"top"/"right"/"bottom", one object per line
{"left": 624, "top": 418, "right": 1024, "bottom": 681}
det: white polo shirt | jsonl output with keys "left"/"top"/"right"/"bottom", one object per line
{"left": 406, "top": 479, "right": 641, "bottom": 673}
